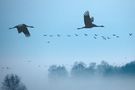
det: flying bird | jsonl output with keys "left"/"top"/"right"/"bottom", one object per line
{"left": 75, "top": 34, "right": 79, "bottom": 36}
{"left": 67, "top": 35, "right": 71, "bottom": 37}
{"left": 43, "top": 34, "right": 47, "bottom": 36}
{"left": 47, "top": 41, "right": 50, "bottom": 43}
{"left": 101, "top": 36, "right": 106, "bottom": 40}
{"left": 57, "top": 34, "right": 61, "bottom": 37}
{"left": 93, "top": 36, "right": 97, "bottom": 39}
{"left": 49, "top": 35, "right": 53, "bottom": 37}
{"left": 113, "top": 34, "right": 116, "bottom": 36}
{"left": 77, "top": 11, "right": 104, "bottom": 29}
{"left": 84, "top": 34, "right": 88, "bottom": 36}
{"left": 9, "top": 24, "right": 34, "bottom": 37}
{"left": 6, "top": 67, "right": 10, "bottom": 70}
{"left": 116, "top": 36, "right": 119, "bottom": 38}
{"left": 129, "top": 33, "right": 133, "bottom": 36}
{"left": 107, "top": 37, "right": 111, "bottom": 39}
{"left": 94, "top": 34, "right": 98, "bottom": 36}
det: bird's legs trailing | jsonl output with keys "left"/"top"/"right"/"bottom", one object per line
{"left": 98, "top": 25, "right": 104, "bottom": 27}
{"left": 94, "top": 25, "right": 104, "bottom": 27}
{"left": 93, "top": 24, "right": 104, "bottom": 27}
{"left": 77, "top": 27, "right": 84, "bottom": 29}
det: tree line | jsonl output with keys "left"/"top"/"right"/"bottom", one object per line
{"left": 48, "top": 60, "right": 135, "bottom": 78}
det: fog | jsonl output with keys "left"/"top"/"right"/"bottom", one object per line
{"left": 45, "top": 76, "right": 135, "bottom": 90}
{"left": 1, "top": 74, "right": 135, "bottom": 90}
{"left": 0, "top": 61, "right": 135, "bottom": 90}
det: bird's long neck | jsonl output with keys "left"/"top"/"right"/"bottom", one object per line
{"left": 26, "top": 25, "right": 34, "bottom": 28}
{"left": 9, "top": 26, "right": 16, "bottom": 29}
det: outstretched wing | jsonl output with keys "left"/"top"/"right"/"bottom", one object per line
{"left": 84, "top": 11, "right": 92, "bottom": 26}
{"left": 17, "top": 27, "right": 22, "bottom": 33}
{"left": 91, "top": 17, "right": 94, "bottom": 22}
{"left": 22, "top": 27, "right": 30, "bottom": 37}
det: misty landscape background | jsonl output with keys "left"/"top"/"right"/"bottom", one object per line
{"left": 0, "top": 60, "right": 135, "bottom": 90}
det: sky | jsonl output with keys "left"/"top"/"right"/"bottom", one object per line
{"left": 0, "top": 0, "right": 135, "bottom": 90}
{"left": 0, "top": 0, "right": 135, "bottom": 70}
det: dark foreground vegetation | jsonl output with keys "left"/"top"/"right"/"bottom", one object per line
{"left": 1, "top": 74, "right": 27, "bottom": 90}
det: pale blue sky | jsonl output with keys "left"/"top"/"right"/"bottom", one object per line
{"left": 0, "top": 0, "right": 135, "bottom": 66}
{"left": 0, "top": 0, "right": 135, "bottom": 90}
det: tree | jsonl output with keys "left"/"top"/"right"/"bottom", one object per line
{"left": 97, "top": 61, "right": 114, "bottom": 76}
{"left": 1, "top": 74, "right": 27, "bottom": 90}
{"left": 85, "top": 62, "right": 96, "bottom": 76}
{"left": 48, "top": 65, "right": 68, "bottom": 79}
{"left": 71, "top": 62, "right": 87, "bottom": 77}
{"left": 120, "top": 61, "right": 135, "bottom": 75}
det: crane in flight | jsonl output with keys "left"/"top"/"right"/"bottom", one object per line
{"left": 129, "top": 33, "right": 133, "bottom": 36}
{"left": 9, "top": 24, "right": 34, "bottom": 37}
{"left": 78, "top": 11, "right": 104, "bottom": 29}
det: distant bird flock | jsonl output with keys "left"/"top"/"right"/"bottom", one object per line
{"left": 43, "top": 33, "right": 133, "bottom": 40}
{"left": 9, "top": 11, "right": 133, "bottom": 43}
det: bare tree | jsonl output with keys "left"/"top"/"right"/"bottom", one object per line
{"left": 1, "top": 74, "right": 27, "bottom": 90}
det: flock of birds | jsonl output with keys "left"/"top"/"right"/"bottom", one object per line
{"left": 43, "top": 33, "right": 133, "bottom": 39}
{"left": 9, "top": 11, "right": 104, "bottom": 37}
{"left": 43, "top": 33, "right": 133, "bottom": 43}
{"left": 9, "top": 11, "right": 133, "bottom": 43}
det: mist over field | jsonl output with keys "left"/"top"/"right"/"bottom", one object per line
{"left": 0, "top": 61, "right": 135, "bottom": 90}
{"left": 46, "top": 76, "right": 135, "bottom": 90}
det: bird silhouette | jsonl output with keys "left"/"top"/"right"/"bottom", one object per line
{"left": 77, "top": 11, "right": 104, "bottom": 29}
{"left": 49, "top": 35, "right": 53, "bottom": 37}
{"left": 94, "top": 34, "right": 98, "bottom": 36}
{"left": 57, "top": 34, "right": 61, "bottom": 37}
{"left": 107, "top": 37, "right": 111, "bottom": 39}
{"left": 47, "top": 41, "right": 50, "bottom": 43}
{"left": 116, "top": 36, "right": 119, "bottom": 38}
{"left": 75, "top": 34, "right": 79, "bottom": 36}
{"left": 6, "top": 67, "right": 10, "bottom": 70}
{"left": 101, "top": 36, "right": 106, "bottom": 40}
{"left": 84, "top": 34, "right": 88, "bottom": 36}
{"left": 9, "top": 24, "right": 34, "bottom": 37}
{"left": 93, "top": 36, "right": 97, "bottom": 39}
{"left": 67, "top": 35, "right": 71, "bottom": 37}
{"left": 129, "top": 33, "right": 133, "bottom": 36}
{"left": 44, "top": 34, "right": 47, "bottom": 36}
{"left": 113, "top": 34, "right": 116, "bottom": 36}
